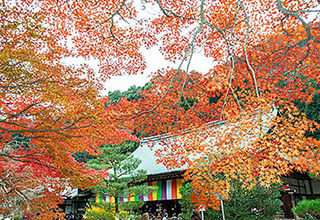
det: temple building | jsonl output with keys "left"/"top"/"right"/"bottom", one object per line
{"left": 97, "top": 134, "right": 186, "bottom": 217}
{"left": 63, "top": 107, "right": 320, "bottom": 218}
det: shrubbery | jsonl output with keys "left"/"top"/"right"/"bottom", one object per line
{"left": 85, "top": 202, "right": 115, "bottom": 220}
{"left": 292, "top": 199, "right": 320, "bottom": 220}
{"left": 85, "top": 200, "right": 142, "bottom": 220}
{"left": 179, "top": 180, "right": 282, "bottom": 220}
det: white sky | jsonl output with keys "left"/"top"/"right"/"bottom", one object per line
{"left": 61, "top": 45, "right": 215, "bottom": 94}
{"left": 104, "top": 47, "right": 215, "bottom": 93}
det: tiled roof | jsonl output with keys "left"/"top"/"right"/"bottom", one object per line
{"left": 133, "top": 107, "right": 278, "bottom": 176}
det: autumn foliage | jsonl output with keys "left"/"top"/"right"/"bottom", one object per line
{"left": 103, "top": 0, "right": 320, "bottom": 210}
{"left": 0, "top": 1, "right": 137, "bottom": 218}
{"left": 1, "top": 0, "right": 320, "bottom": 216}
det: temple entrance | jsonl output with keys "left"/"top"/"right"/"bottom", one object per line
{"left": 141, "top": 199, "right": 181, "bottom": 219}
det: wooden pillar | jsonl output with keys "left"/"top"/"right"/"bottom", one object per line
{"left": 308, "top": 179, "right": 314, "bottom": 199}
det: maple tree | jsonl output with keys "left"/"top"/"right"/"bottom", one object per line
{"left": 0, "top": 1, "right": 137, "bottom": 218}
{"left": 101, "top": 0, "right": 320, "bottom": 210}
{"left": 1, "top": 0, "right": 320, "bottom": 215}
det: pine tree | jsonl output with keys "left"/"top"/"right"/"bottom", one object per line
{"left": 86, "top": 142, "right": 154, "bottom": 216}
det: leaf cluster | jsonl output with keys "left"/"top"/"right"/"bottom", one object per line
{"left": 85, "top": 201, "right": 115, "bottom": 220}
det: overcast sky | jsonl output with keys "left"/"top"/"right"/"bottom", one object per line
{"left": 61, "top": 43, "right": 216, "bottom": 94}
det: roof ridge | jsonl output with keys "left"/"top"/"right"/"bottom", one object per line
{"left": 139, "top": 106, "right": 277, "bottom": 143}
{"left": 140, "top": 120, "right": 224, "bottom": 143}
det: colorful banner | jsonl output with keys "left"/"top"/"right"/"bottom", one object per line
{"left": 99, "top": 178, "right": 182, "bottom": 203}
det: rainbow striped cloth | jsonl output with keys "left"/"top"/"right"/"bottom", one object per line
{"left": 97, "top": 178, "right": 183, "bottom": 203}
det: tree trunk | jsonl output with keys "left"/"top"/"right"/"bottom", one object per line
{"left": 115, "top": 195, "right": 119, "bottom": 216}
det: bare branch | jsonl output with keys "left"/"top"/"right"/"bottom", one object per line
{"left": 0, "top": 153, "right": 56, "bottom": 170}
{"left": 154, "top": 0, "right": 195, "bottom": 20}
{"left": 176, "top": 0, "right": 206, "bottom": 124}
{"left": 238, "top": 0, "right": 260, "bottom": 98}
{"left": 277, "top": 0, "right": 320, "bottom": 43}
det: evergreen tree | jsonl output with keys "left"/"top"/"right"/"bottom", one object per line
{"left": 205, "top": 181, "right": 282, "bottom": 220}
{"left": 178, "top": 182, "right": 194, "bottom": 220}
{"left": 295, "top": 91, "right": 320, "bottom": 140}
{"left": 86, "top": 142, "right": 154, "bottom": 216}
{"left": 180, "top": 180, "right": 281, "bottom": 220}
{"left": 105, "top": 83, "right": 152, "bottom": 107}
